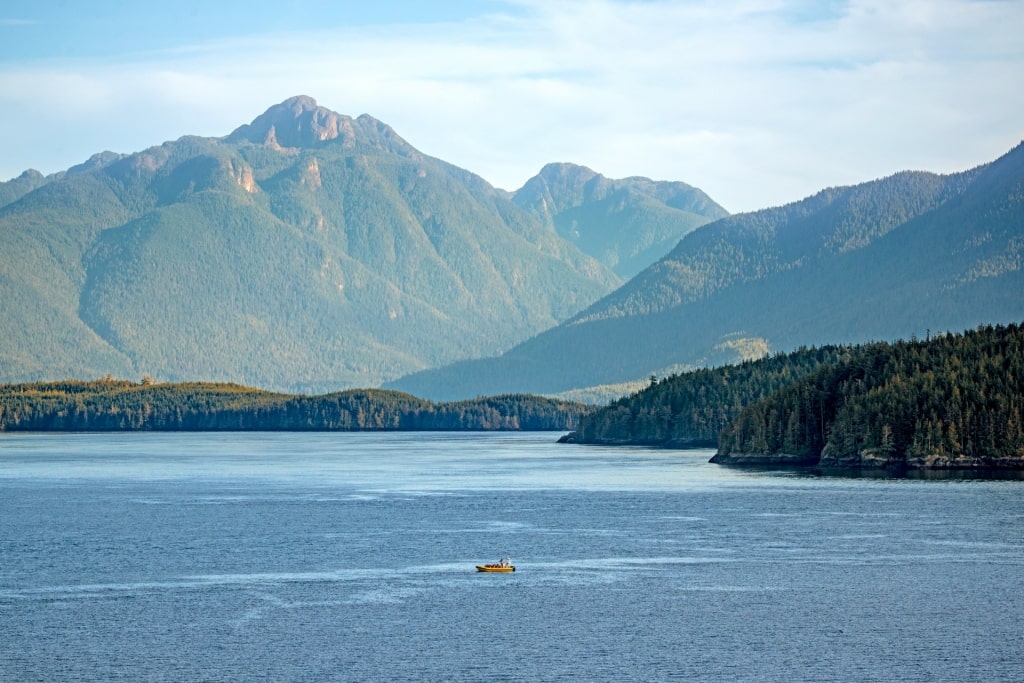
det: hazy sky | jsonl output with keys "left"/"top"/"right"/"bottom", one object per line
{"left": 1, "top": 0, "right": 1021, "bottom": 212}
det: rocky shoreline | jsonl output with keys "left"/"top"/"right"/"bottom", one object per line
{"left": 707, "top": 451, "right": 818, "bottom": 466}
{"left": 710, "top": 448, "right": 1024, "bottom": 471}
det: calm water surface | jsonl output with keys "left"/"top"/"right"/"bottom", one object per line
{"left": 1, "top": 432, "right": 1022, "bottom": 681}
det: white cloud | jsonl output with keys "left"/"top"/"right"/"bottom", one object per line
{"left": 0, "top": 0, "right": 1021, "bottom": 211}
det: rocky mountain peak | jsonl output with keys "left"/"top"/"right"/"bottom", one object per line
{"left": 515, "top": 163, "right": 598, "bottom": 214}
{"left": 226, "top": 95, "right": 357, "bottom": 149}
{"left": 537, "top": 162, "right": 599, "bottom": 182}
{"left": 280, "top": 94, "right": 319, "bottom": 113}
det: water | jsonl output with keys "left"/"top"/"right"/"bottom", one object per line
{"left": 1, "top": 432, "right": 1022, "bottom": 682}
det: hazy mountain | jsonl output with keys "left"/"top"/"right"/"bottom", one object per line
{"left": 511, "top": 163, "right": 728, "bottom": 278}
{"left": 1, "top": 96, "right": 643, "bottom": 391}
{"left": 0, "top": 169, "right": 48, "bottom": 208}
{"left": 389, "top": 142, "right": 1024, "bottom": 400}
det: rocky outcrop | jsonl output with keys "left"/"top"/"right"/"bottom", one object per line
{"left": 228, "top": 95, "right": 357, "bottom": 149}
{"left": 712, "top": 447, "right": 1024, "bottom": 470}
{"left": 230, "top": 160, "right": 257, "bottom": 193}
{"left": 226, "top": 96, "right": 417, "bottom": 160}
{"left": 816, "top": 445, "right": 1024, "bottom": 470}
{"left": 301, "top": 157, "right": 322, "bottom": 189}
{"left": 708, "top": 452, "right": 819, "bottom": 466}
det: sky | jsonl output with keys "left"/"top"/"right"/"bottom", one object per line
{"left": 0, "top": 0, "right": 1021, "bottom": 212}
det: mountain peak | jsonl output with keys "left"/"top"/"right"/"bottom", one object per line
{"left": 537, "top": 162, "right": 599, "bottom": 181}
{"left": 280, "top": 94, "right": 320, "bottom": 113}
{"left": 224, "top": 96, "right": 418, "bottom": 158}
{"left": 226, "top": 95, "right": 357, "bottom": 149}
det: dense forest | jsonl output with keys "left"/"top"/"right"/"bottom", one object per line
{"left": 715, "top": 323, "right": 1024, "bottom": 469}
{"left": 560, "top": 345, "right": 849, "bottom": 447}
{"left": 0, "top": 379, "right": 592, "bottom": 432}
{"left": 562, "top": 323, "right": 1024, "bottom": 470}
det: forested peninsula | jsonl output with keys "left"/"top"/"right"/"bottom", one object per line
{"left": 562, "top": 323, "right": 1024, "bottom": 470}
{"left": 0, "top": 381, "right": 592, "bottom": 432}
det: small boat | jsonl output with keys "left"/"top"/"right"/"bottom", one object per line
{"left": 476, "top": 557, "right": 515, "bottom": 572}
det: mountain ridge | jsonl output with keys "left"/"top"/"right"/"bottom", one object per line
{"left": 512, "top": 162, "right": 728, "bottom": 278}
{"left": 389, "top": 141, "right": 1024, "bottom": 400}
{"left": 0, "top": 96, "right": 726, "bottom": 392}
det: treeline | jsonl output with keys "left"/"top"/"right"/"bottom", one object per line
{"left": 715, "top": 323, "right": 1024, "bottom": 469}
{"left": 562, "top": 323, "right": 1024, "bottom": 469}
{"left": 560, "top": 345, "right": 848, "bottom": 446}
{"left": 0, "top": 379, "right": 592, "bottom": 432}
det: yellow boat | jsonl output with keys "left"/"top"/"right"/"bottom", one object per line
{"left": 476, "top": 557, "right": 515, "bottom": 572}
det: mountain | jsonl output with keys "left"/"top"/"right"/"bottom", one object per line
{"left": 389, "top": 142, "right": 1024, "bottom": 400}
{"left": 0, "top": 169, "right": 48, "bottom": 208}
{"left": 1, "top": 96, "right": 650, "bottom": 392}
{"left": 511, "top": 163, "right": 728, "bottom": 278}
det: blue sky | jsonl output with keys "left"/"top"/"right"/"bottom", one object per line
{"left": 1, "top": 0, "right": 1021, "bottom": 212}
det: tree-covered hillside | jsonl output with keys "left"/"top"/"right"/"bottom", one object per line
{"left": 714, "top": 323, "right": 1024, "bottom": 469}
{"left": 512, "top": 162, "right": 728, "bottom": 278}
{"left": 0, "top": 169, "right": 48, "bottom": 208}
{"left": 392, "top": 142, "right": 1024, "bottom": 400}
{"left": 562, "top": 323, "right": 1024, "bottom": 470}
{"left": 578, "top": 167, "right": 976, "bottom": 323}
{"left": 0, "top": 96, "right": 633, "bottom": 392}
{"left": 559, "top": 345, "right": 848, "bottom": 447}
{"left": 0, "top": 379, "right": 591, "bottom": 432}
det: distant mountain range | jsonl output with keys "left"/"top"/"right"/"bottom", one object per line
{"left": 390, "top": 141, "right": 1024, "bottom": 400}
{"left": 0, "top": 96, "right": 725, "bottom": 392}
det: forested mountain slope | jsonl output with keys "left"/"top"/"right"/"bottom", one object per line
{"left": 391, "top": 142, "right": 1024, "bottom": 400}
{"left": 0, "top": 169, "right": 49, "bottom": 208}
{"left": 0, "top": 96, "right": 651, "bottom": 392}
{"left": 512, "top": 162, "right": 728, "bottom": 278}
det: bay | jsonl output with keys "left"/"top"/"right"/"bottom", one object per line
{"left": 1, "top": 432, "right": 1022, "bottom": 681}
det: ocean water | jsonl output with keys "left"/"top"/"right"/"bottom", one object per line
{"left": 1, "top": 432, "right": 1022, "bottom": 682}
